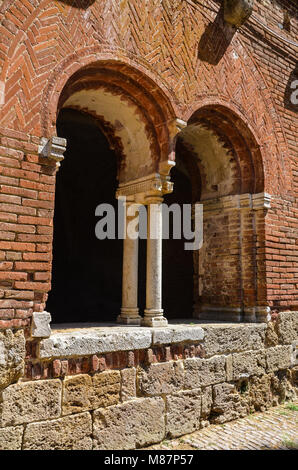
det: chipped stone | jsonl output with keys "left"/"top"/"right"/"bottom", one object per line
{"left": 0, "top": 329, "right": 25, "bottom": 391}
{"left": 232, "top": 350, "right": 266, "bottom": 380}
{"left": 266, "top": 345, "right": 292, "bottom": 372}
{"left": 39, "top": 327, "right": 152, "bottom": 358}
{"left": 121, "top": 368, "right": 136, "bottom": 401}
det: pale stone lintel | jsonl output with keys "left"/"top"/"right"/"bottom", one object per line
{"left": 38, "top": 324, "right": 205, "bottom": 359}
{"left": 116, "top": 169, "right": 175, "bottom": 203}
{"left": 38, "top": 136, "right": 67, "bottom": 163}
{"left": 202, "top": 192, "right": 271, "bottom": 213}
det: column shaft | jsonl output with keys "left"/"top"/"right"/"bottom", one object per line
{"left": 117, "top": 205, "right": 141, "bottom": 325}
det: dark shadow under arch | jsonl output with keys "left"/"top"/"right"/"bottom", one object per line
{"left": 47, "top": 108, "right": 122, "bottom": 323}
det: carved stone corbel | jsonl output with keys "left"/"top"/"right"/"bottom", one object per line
{"left": 224, "top": 0, "right": 254, "bottom": 27}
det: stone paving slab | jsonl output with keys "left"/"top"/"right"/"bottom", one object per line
{"left": 144, "top": 402, "right": 298, "bottom": 450}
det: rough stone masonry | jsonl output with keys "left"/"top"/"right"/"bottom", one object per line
{"left": 0, "top": 313, "right": 297, "bottom": 450}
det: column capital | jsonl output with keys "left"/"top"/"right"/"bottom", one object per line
{"left": 116, "top": 171, "right": 174, "bottom": 204}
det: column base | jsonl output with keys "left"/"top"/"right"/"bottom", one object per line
{"left": 142, "top": 310, "right": 168, "bottom": 327}
{"left": 117, "top": 308, "right": 142, "bottom": 326}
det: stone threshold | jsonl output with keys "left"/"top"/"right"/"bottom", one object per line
{"left": 38, "top": 320, "right": 265, "bottom": 360}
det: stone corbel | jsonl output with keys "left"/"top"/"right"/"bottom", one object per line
{"left": 167, "top": 118, "right": 187, "bottom": 140}
{"left": 38, "top": 136, "right": 67, "bottom": 167}
{"left": 159, "top": 160, "right": 176, "bottom": 195}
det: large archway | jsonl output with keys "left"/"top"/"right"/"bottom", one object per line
{"left": 46, "top": 60, "right": 179, "bottom": 326}
{"left": 47, "top": 108, "right": 123, "bottom": 323}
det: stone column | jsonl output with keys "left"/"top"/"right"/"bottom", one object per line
{"left": 117, "top": 203, "right": 142, "bottom": 325}
{"left": 142, "top": 195, "right": 168, "bottom": 327}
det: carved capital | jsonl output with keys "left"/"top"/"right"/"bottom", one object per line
{"left": 116, "top": 171, "right": 174, "bottom": 204}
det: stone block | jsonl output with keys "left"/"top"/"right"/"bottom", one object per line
{"left": 0, "top": 425, "right": 23, "bottom": 450}
{"left": 62, "top": 371, "right": 121, "bottom": 415}
{"left": 166, "top": 389, "right": 201, "bottom": 438}
{"left": 138, "top": 362, "right": 184, "bottom": 396}
{"left": 62, "top": 374, "right": 93, "bottom": 415}
{"left": 202, "top": 324, "right": 266, "bottom": 358}
{"left": 184, "top": 356, "right": 226, "bottom": 388}
{"left": 1, "top": 379, "right": 61, "bottom": 426}
{"left": 121, "top": 368, "right": 136, "bottom": 401}
{"left": 266, "top": 345, "right": 292, "bottom": 372}
{"left": 276, "top": 311, "right": 298, "bottom": 345}
{"left": 23, "top": 412, "right": 92, "bottom": 450}
{"left": 232, "top": 350, "right": 266, "bottom": 380}
{"left": 31, "top": 311, "right": 51, "bottom": 338}
{"left": 92, "top": 370, "right": 121, "bottom": 408}
{"left": 93, "top": 397, "right": 165, "bottom": 450}
{"left": 0, "top": 329, "right": 25, "bottom": 391}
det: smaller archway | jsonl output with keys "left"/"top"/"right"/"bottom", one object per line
{"left": 169, "top": 105, "right": 266, "bottom": 322}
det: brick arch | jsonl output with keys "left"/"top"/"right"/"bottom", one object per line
{"left": 190, "top": 104, "right": 264, "bottom": 195}
{"left": 42, "top": 57, "right": 179, "bottom": 183}
{"left": 181, "top": 98, "right": 266, "bottom": 197}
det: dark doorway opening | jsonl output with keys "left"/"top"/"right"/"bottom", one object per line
{"left": 47, "top": 108, "right": 122, "bottom": 323}
{"left": 163, "top": 155, "right": 194, "bottom": 319}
